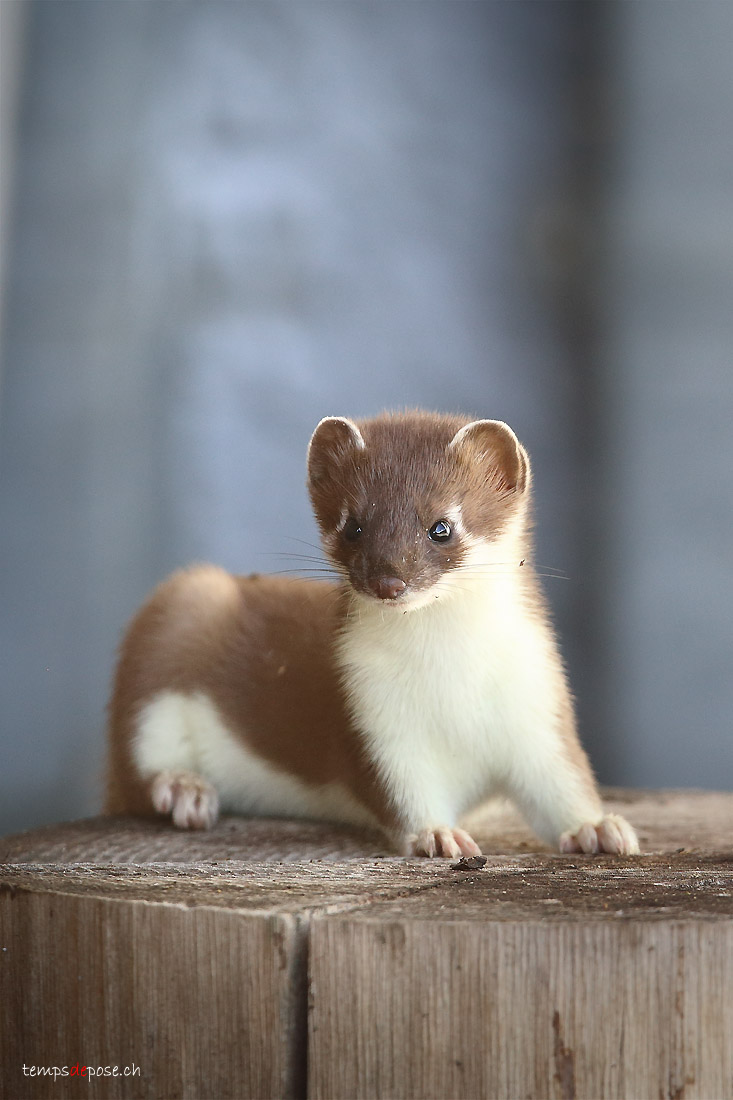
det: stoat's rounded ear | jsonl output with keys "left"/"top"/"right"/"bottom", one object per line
{"left": 448, "top": 419, "right": 530, "bottom": 493}
{"left": 307, "top": 416, "right": 365, "bottom": 486}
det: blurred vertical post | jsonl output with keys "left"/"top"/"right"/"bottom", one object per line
{"left": 526, "top": 4, "right": 612, "bottom": 776}
{"left": 598, "top": 3, "right": 733, "bottom": 785}
{"left": 0, "top": 0, "right": 28, "bottom": 394}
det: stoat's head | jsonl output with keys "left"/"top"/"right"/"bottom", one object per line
{"left": 307, "top": 410, "right": 531, "bottom": 610}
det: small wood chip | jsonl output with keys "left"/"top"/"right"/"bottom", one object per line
{"left": 451, "top": 855, "right": 488, "bottom": 871}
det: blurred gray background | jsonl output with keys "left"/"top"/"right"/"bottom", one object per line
{"left": 1, "top": 1, "right": 731, "bottom": 836}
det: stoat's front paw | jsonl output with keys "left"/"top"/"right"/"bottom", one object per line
{"left": 560, "top": 813, "right": 639, "bottom": 856}
{"left": 404, "top": 826, "right": 482, "bottom": 859}
{"left": 150, "top": 770, "right": 219, "bottom": 830}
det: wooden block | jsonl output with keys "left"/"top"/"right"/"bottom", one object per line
{"left": 0, "top": 878, "right": 307, "bottom": 1100}
{"left": 1, "top": 790, "right": 731, "bottom": 1099}
{"left": 308, "top": 860, "right": 733, "bottom": 1099}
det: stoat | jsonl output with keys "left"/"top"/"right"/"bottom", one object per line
{"left": 105, "top": 411, "right": 639, "bottom": 858}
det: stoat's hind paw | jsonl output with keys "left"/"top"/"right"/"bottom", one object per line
{"left": 560, "top": 813, "right": 639, "bottom": 856}
{"left": 150, "top": 770, "right": 219, "bottom": 830}
{"left": 405, "top": 826, "right": 482, "bottom": 859}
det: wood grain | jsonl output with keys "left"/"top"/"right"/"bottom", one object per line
{"left": 0, "top": 889, "right": 307, "bottom": 1100}
{"left": 1, "top": 790, "right": 731, "bottom": 1099}
{"left": 308, "top": 886, "right": 733, "bottom": 1100}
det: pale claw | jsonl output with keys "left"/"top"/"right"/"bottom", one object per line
{"left": 150, "top": 770, "right": 219, "bottom": 830}
{"left": 560, "top": 813, "right": 639, "bottom": 856}
{"left": 405, "top": 825, "right": 482, "bottom": 859}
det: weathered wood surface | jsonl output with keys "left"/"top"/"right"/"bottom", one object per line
{"left": 308, "top": 866, "right": 733, "bottom": 1100}
{"left": 1, "top": 790, "right": 731, "bottom": 1100}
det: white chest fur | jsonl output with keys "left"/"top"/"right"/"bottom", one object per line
{"left": 336, "top": 571, "right": 559, "bottom": 832}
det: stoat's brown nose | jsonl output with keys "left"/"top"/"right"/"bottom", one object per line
{"left": 369, "top": 576, "right": 407, "bottom": 601}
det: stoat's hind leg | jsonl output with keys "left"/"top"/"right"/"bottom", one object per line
{"left": 134, "top": 691, "right": 223, "bottom": 829}
{"left": 150, "top": 770, "right": 219, "bottom": 829}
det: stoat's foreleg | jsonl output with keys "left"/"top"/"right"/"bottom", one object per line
{"left": 402, "top": 825, "right": 482, "bottom": 859}
{"left": 559, "top": 813, "right": 639, "bottom": 856}
{"left": 506, "top": 735, "right": 640, "bottom": 856}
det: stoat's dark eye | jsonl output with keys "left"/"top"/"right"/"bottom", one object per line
{"left": 342, "top": 517, "right": 363, "bottom": 541}
{"left": 428, "top": 520, "right": 452, "bottom": 543}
